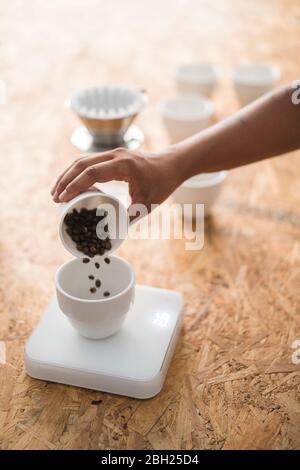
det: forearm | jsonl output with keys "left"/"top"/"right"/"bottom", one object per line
{"left": 164, "top": 82, "right": 300, "bottom": 180}
{"left": 53, "top": 82, "right": 300, "bottom": 208}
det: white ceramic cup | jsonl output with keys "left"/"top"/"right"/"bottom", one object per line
{"left": 59, "top": 189, "right": 129, "bottom": 258}
{"left": 55, "top": 256, "right": 135, "bottom": 339}
{"left": 232, "top": 64, "right": 280, "bottom": 107}
{"left": 158, "top": 95, "right": 214, "bottom": 143}
{"left": 172, "top": 171, "right": 228, "bottom": 218}
{"left": 175, "top": 63, "right": 219, "bottom": 97}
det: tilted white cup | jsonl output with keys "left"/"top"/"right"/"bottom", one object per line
{"left": 55, "top": 256, "right": 135, "bottom": 339}
{"left": 59, "top": 189, "right": 129, "bottom": 258}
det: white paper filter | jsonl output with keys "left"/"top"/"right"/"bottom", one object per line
{"left": 72, "top": 85, "right": 145, "bottom": 120}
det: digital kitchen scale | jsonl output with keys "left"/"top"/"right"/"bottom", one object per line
{"left": 70, "top": 125, "right": 144, "bottom": 152}
{"left": 25, "top": 285, "right": 183, "bottom": 399}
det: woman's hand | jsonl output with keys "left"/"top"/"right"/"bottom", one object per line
{"left": 51, "top": 148, "right": 183, "bottom": 214}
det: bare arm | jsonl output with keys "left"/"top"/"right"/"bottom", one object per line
{"left": 169, "top": 82, "right": 300, "bottom": 179}
{"left": 52, "top": 82, "right": 300, "bottom": 209}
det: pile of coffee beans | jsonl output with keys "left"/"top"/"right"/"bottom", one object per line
{"left": 64, "top": 208, "right": 112, "bottom": 257}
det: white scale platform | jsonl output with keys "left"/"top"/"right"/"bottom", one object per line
{"left": 25, "top": 286, "right": 183, "bottom": 399}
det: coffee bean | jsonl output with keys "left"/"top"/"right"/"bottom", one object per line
{"left": 103, "top": 291, "right": 110, "bottom": 297}
{"left": 95, "top": 262, "right": 100, "bottom": 269}
{"left": 95, "top": 279, "right": 101, "bottom": 288}
{"left": 83, "top": 258, "right": 90, "bottom": 264}
{"left": 91, "top": 399, "right": 102, "bottom": 405}
{"left": 90, "top": 287, "right": 97, "bottom": 294}
{"left": 104, "top": 257, "right": 110, "bottom": 264}
{"left": 88, "top": 275, "right": 94, "bottom": 280}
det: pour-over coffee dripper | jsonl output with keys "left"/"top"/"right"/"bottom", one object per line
{"left": 69, "top": 84, "right": 147, "bottom": 151}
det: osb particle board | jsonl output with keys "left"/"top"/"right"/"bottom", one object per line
{"left": 0, "top": 0, "right": 300, "bottom": 450}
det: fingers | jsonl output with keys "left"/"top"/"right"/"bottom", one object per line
{"left": 52, "top": 153, "right": 114, "bottom": 202}
{"left": 58, "top": 160, "right": 127, "bottom": 202}
{"left": 51, "top": 154, "right": 89, "bottom": 195}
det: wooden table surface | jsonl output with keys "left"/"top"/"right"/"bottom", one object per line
{"left": 0, "top": 0, "right": 300, "bottom": 450}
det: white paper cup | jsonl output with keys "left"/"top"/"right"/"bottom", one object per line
{"left": 232, "top": 64, "right": 280, "bottom": 106}
{"left": 59, "top": 190, "right": 129, "bottom": 258}
{"left": 175, "top": 63, "right": 219, "bottom": 97}
{"left": 158, "top": 95, "right": 214, "bottom": 143}
{"left": 172, "top": 171, "right": 228, "bottom": 218}
{"left": 55, "top": 256, "right": 135, "bottom": 339}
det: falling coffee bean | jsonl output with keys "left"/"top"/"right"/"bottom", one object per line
{"left": 83, "top": 258, "right": 90, "bottom": 264}
{"left": 95, "top": 279, "right": 101, "bottom": 288}
{"left": 88, "top": 275, "right": 94, "bottom": 280}
{"left": 95, "top": 262, "right": 100, "bottom": 269}
{"left": 104, "top": 291, "right": 110, "bottom": 297}
{"left": 105, "top": 241, "right": 112, "bottom": 250}
{"left": 104, "top": 257, "right": 110, "bottom": 264}
{"left": 91, "top": 399, "right": 102, "bottom": 405}
{"left": 90, "top": 287, "right": 97, "bottom": 294}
